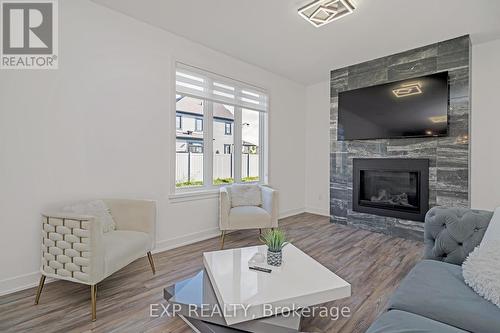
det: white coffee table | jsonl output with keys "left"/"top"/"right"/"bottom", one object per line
{"left": 203, "top": 244, "right": 351, "bottom": 325}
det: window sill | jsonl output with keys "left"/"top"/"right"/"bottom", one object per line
{"left": 168, "top": 181, "right": 266, "bottom": 203}
{"left": 168, "top": 188, "right": 220, "bottom": 203}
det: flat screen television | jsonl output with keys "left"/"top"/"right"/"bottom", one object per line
{"left": 337, "top": 72, "right": 449, "bottom": 140}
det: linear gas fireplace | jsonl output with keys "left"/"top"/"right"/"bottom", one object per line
{"left": 353, "top": 158, "right": 429, "bottom": 222}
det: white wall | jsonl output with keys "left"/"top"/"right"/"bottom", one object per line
{"left": 0, "top": 0, "right": 306, "bottom": 294}
{"left": 305, "top": 81, "right": 331, "bottom": 216}
{"left": 471, "top": 38, "right": 500, "bottom": 210}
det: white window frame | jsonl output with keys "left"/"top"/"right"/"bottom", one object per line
{"left": 170, "top": 62, "right": 269, "bottom": 197}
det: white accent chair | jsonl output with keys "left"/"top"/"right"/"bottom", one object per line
{"left": 219, "top": 185, "right": 279, "bottom": 249}
{"left": 35, "top": 199, "right": 156, "bottom": 321}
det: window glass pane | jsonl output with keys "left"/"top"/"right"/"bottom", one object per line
{"left": 213, "top": 103, "right": 234, "bottom": 185}
{"left": 176, "top": 115, "right": 182, "bottom": 129}
{"left": 195, "top": 118, "right": 203, "bottom": 132}
{"left": 241, "top": 108, "right": 260, "bottom": 182}
{"left": 224, "top": 122, "right": 232, "bottom": 135}
{"left": 176, "top": 96, "right": 204, "bottom": 187}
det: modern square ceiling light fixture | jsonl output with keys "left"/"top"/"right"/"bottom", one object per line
{"left": 298, "top": 0, "right": 356, "bottom": 27}
{"left": 392, "top": 82, "right": 423, "bottom": 98}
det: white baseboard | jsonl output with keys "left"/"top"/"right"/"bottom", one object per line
{"left": 279, "top": 207, "right": 306, "bottom": 219}
{"left": 279, "top": 207, "right": 329, "bottom": 218}
{"left": 304, "top": 206, "right": 330, "bottom": 216}
{"left": 154, "top": 206, "right": 310, "bottom": 253}
{"left": 0, "top": 271, "right": 55, "bottom": 297}
{"left": 153, "top": 227, "right": 222, "bottom": 254}
{"left": 0, "top": 208, "right": 311, "bottom": 296}
{"left": 0, "top": 229, "right": 223, "bottom": 297}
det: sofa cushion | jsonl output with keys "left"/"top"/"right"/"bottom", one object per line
{"left": 366, "top": 310, "right": 467, "bottom": 333}
{"left": 480, "top": 207, "right": 500, "bottom": 245}
{"left": 463, "top": 245, "right": 500, "bottom": 308}
{"left": 229, "top": 184, "right": 262, "bottom": 207}
{"left": 388, "top": 259, "right": 500, "bottom": 333}
{"left": 229, "top": 206, "right": 271, "bottom": 229}
{"left": 463, "top": 206, "right": 500, "bottom": 308}
{"left": 103, "top": 230, "right": 152, "bottom": 276}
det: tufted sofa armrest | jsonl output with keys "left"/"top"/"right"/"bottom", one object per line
{"left": 424, "top": 207, "right": 493, "bottom": 265}
{"left": 40, "top": 212, "right": 105, "bottom": 285}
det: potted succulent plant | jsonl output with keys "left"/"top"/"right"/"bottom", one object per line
{"left": 261, "top": 229, "right": 288, "bottom": 266}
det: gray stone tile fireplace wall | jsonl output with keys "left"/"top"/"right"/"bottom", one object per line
{"left": 330, "top": 35, "right": 470, "bottom": 240}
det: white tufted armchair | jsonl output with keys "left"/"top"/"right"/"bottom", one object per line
{"left": 35, "top": 199, "right": 156, "bottom": 321}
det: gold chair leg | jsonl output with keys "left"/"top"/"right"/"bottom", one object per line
{"left": 220, "top": 231, "right": 226, "bottom": 250}
{"left": 91, "top": 284, "right": 97, "bottom": 322}
{"left": 147, "top": 251, "right": 156, "bottom": 275}
{"left": 34, "top": 275, "right": 46, "bottom": 305}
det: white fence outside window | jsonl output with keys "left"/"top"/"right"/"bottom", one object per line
{"left": 176, "top": 152, "right": 258, "bottom": 183}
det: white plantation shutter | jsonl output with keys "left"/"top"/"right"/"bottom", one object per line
{"left": 176, "top": 63, "right": 268, "bottom": 112}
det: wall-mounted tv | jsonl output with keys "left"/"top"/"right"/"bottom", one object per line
{"left": 337, "top": 72, "right": 449, "bottom": 140}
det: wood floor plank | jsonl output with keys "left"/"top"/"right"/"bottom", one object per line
{"left": 0, "top": 213, "right": 423, "bottom": 333}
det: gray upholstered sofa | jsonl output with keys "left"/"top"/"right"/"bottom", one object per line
{"left": 367, "top": 207, "right": 500, "bottom": 333}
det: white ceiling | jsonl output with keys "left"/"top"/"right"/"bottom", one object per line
{"left": 92, "top": 0, "right": 500, "bottom": 85}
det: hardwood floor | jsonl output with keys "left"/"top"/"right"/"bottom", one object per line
{"left": 0, "top": 213, "right": 423, "bottom": 333}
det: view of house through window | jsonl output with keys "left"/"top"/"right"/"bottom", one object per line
{"left": 174, "top": 64, "right": 268, "bottom": 189}
{"left": 176, "top": 115, "right": 182, "bottom": 129}
{"left": 213, "top": 103, "right": 235, "bottom": 185}
{"left": 175, "top": 95, "right": 204, "bottom": 187}
{"left": 242, "top": 108, "right": 260, "bottom": 182}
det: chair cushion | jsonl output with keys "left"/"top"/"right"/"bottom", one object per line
{"left": 367, "top": 310, "right": 467, "bottom": 333}
{"left": 229, "top": 184, "right": 262, "bottom": 207}
{"left": 103, "top": 230, "right": 152, "bottom": 276}
{"left": 229, "top": 206, "right": 271, "bottom": 229}
{"left": 62, "top": 200, "right": 116, "bottom": 233}
{"left": 388, "top": 260, "right": 500, "bottom": 333}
